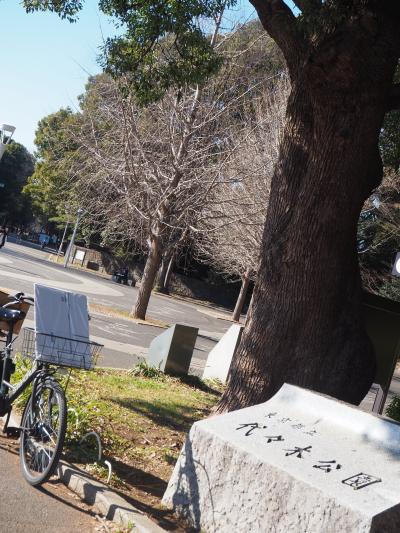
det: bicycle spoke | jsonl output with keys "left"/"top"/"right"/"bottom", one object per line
{"left": 41, "top": 425, "right": 57, "bottom": 447}
{"left": 20, "top": 380, "right": 67, "bottom": 484}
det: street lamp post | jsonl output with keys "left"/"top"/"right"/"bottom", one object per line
{"left": 63, "top": 208, "right": 84, "bottom": 268}
{"left": 0, "top": 124, "right": 16, "bottom": 161}
{"left": 57, "top": 220, "right": 70, "bottom": 258}
{"left": 0, "top": 124, "right": 15, "bottom": 249}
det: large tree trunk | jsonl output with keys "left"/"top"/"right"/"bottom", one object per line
{"left": 232, "top": 267, "right": 252, "bottom": 322}
{"left": 132, "top": 238, "right": 162, "bottom": 320}
{"left": 217, "top": 14, "right": 400, "bottom": 412}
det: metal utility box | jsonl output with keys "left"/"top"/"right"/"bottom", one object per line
{"left": 362, "top": 291, "right": 400, "bottom": 413}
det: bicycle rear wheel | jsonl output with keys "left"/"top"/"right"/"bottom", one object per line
{"left": 20, "top": 378, "right": 67, "bottom": 486}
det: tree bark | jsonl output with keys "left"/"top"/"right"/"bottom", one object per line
{"left": 131, "top": 237, "right": 162, "bottom": 320}
{"left": 217, "top": 10, "right": 400, "bottom": 412}
{"left": 164, "top": 253, "right": 175, "bottom": 292}
{"left": 232, "top": 268, "right": 252, "bottom": 322}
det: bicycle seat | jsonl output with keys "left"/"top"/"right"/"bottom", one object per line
{"left": 0, "top": 307, "right": 25, "bottom": 323}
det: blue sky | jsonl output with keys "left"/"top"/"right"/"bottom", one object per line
{"left": 1, "top": 1, "right": 258, "bottom": 153}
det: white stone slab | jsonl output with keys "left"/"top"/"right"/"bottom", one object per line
{"left": 202, "top": 324, "right": 243, "bottom": 382}
{"left": 163, "top": 384, "right": 400, "bottom": 532}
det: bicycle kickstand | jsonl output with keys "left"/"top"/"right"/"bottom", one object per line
{"left": 2, "top": 409, "right": 20, "bottom": 438}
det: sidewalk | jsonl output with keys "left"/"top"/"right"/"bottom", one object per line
{"left": 0, "top": 410, "right": 168, "bottom": 533}
{"left": 0, "top": 435, "right": 101, "bottom": 532}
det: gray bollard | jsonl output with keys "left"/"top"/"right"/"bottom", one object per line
{"left": 148, "top": 324, "right": 198, "bottom": 375}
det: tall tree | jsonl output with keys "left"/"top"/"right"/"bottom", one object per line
{"left": 62, "top": 63, "right": 244, "bottom": 319}
{"left": 24, "top": 108, "right": 79, "bottom": 225}
{"left": 357, "top": 65, "right": 400, "bottom": 299}
{"left": 358, "top": 173, "right": 400, "bottom": 295}
{"left": 200, "top": 79, "right": 288, "bottom": 321}
{"left": 0, "top": 142, "right": 34, "bottom": 226}
{"left": 217, "top": 1, "right": 400, "bottom": 411}
{"left": 25, "top": 1, "right": 400, "bottom": 410}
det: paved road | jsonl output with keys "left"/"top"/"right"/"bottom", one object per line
{"left": 2, "top": 241, "right": 399, "bottom": 405}
{"left": 0, "top": 242, "right": 233, "bottom": 372}
{"left": 0, "top": 436, "right": 101, "bottom": 532}
{"left": 0, "top": 242, "right": 232, "bottom": 530}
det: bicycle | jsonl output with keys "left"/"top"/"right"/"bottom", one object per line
{"left": 0, "top": 291, "right": 102, "bottom": 486}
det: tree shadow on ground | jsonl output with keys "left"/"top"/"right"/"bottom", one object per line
{"left": 111, "top": 397, "right": 208, "bottom": 433}
{"left": 173, "top": 374, "right": 222, "bottom": 396}
{"left": 64, "top": 457, "right": 197, "bottom": 532}
{"left": 111, "top": 456, "right": 167, "bottom": 499}
{"left": 106, "top": 460, "right": 197, "bottom": 532}
{"left": 0, "top": 439, "right": 19, "bottom": 456}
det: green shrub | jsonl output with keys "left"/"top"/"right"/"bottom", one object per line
{"left": 11, "top": 355, "right": 35, "bottom": 409}
{"left": 129, "top": 360, "right": 165, "bottom": 380}
{"left": 386, "top": 396, "right": 400, "bottom": 422}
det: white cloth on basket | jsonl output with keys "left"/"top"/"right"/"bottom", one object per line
{"left": 34, "top": 284, "right": 90, "bottom": 368}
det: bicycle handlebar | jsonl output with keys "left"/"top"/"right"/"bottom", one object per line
{"left": 2, "top": 292, "right": 34, "bottom": 308}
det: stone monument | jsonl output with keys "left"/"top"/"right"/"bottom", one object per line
{"left": 202, "top": 324, "right": 243, "bottom": 382}
{"left": 163, "top": 384, "right": 400, "bottom": 532}
{"left": 147, "top": 323, "right": 198, "bottom": 375}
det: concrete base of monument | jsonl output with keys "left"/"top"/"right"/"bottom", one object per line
{"left": 162, "top": 384, "right": 400, "bottom": 533}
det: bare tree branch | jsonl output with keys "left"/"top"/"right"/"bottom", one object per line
{"left": 249, "top": 0, "right": 307, "bottom": 74}
{"left": 198, "top": 77, "right": 290, "bottom": 282}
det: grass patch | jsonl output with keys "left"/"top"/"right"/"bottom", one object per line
{"left": 10, "top": 357, "right": 222, "bottom": 530}
{"left": 65, "top": 366, "right": 222, "bottom": 530}
{"left": 386, "top": 396, "right": 400, "bottom": 423}
{"left": 129, "top": 361, "right": 166, "bottom": 380}
{"left": 63, "top": 367, "right": 222, "bottom": 454}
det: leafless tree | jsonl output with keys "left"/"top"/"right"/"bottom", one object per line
{"left": 358, "top": 169, "right": 400, "bottom": 292}
{"left": 64, "top": 75, "right": 226, "bottom": 318}
{"left": 59, "top": 18, "right": 283, "bottom": 320}
{"left": 199, "top": 77, "right": 289, "bottom": 320}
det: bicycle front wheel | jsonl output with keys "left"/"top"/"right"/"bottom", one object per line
{"left": 20, "top": 378, "right": 67, "bottom": 486}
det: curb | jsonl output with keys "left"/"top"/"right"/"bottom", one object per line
{"left": 57, "top": 462, "right": 167, "bottom": 533}
{"left": 1, "top": 413, "right": 167, "bottom": 533}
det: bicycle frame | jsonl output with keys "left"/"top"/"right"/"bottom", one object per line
{"left": 0, "top": 291, "right": 83, "bottom": 486}
{"left": 0, "top": 323, "right": 48, "bottom": 419}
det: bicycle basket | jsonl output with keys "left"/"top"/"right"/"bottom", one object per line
{"left": 22, "top": 328, "right": 102, "bottom": 370}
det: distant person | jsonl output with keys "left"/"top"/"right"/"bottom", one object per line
{"left": 121, "top": 266, "right": 129, "bottom": 284}
{"left": 39, "top": 233, "right": 50, "bottom": 249}
{"left": 114, "top": 266, "right": 129, "bottom": 284}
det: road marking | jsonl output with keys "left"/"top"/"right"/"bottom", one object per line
{"left": 92, "top": 335, "right": 148, "bottom": 357}
{"left": 22, "top": 318, "right": 148, "bottom": 359}
{"left": 0, "top": 267, "right": 123, "bottom": 297}
{"left": 195, "top": 306, "right": 233, "bottom": 321}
